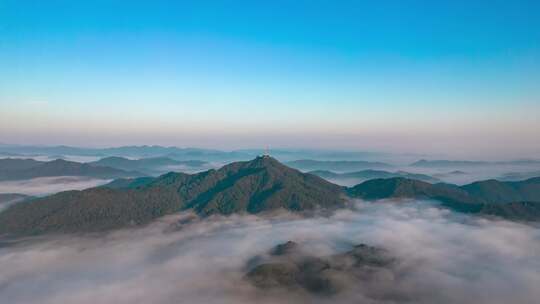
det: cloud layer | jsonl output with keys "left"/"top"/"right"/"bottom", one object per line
{"left": 0, "top": 176, "right": 110, "bottom": 196}
{"left": 0, "top": 200, "right": 539, "bottom": 304}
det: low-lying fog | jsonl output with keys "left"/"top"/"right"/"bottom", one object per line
{"left": 0, "top": 154, "right": 103, "bottom": 163}
{"left": 316, "top": 164, "right": 540, "bottom": 187}
{"left": 1, "top": 200, "right": 539, "bottom": 304}
{"left": 402, "top": 164, "right": 540, "bottom": 185}
{"left": 0, "top": 176, "right": 111, "bottom": 196}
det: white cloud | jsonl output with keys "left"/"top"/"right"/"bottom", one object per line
{"left": 0, "top": 176, "right": 110, "bottom": 196}
{"left": 0, "top": 201, "right": 539, "bottom": 304}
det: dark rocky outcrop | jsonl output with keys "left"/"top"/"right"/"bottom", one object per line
{"left": 245, "top": 241, "right": 395, "bottom": 295}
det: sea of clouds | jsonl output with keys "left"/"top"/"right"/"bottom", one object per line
{"left": 0, "top": 200, "right": 539, "bottom": 304}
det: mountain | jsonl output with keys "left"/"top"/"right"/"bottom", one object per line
{"left": 286, "top": 159, "right": 392, "bottom": 172}
{"left": 0, "top": 158, "right": 142, "bottom": 181}
{"left": 3, "top": 157, "right": 540, "bottom": 236}
{"left": 349, "top": 177, "right": 540, "bottom": 204}
{"left": 0, "top": 156, "right": 346, "bottom": 235}
{"left": 90, "top": 156, "right": 207, "bottom": 175}
{"left": 348, "top": 177, "right": 540, "bottom": 220}
{"left": 310, "top": 169, "right": 440, "bottom": 184}
{"left": 348, "top": 178, "right": 477, "bottom": 204}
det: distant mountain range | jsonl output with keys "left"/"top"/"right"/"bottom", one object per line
{"left": 0, "top": 144, "right": 392, "bottom": 162}
{"left": 90, "top": 156, "right": 207, "bottom": 175}
{"left": 0, "top": 144, "right": 249, "bottom": 161}
{"left": 411, "top": 159, "right": 540, "bottom": 167}
{"left": 286, "top": 159, "right": 392, "bottom": 172}
{"left": 1, "top": 157, "right": 539, "bottom": 236}
{"left": 432, "top": 170, "right": 467, "bottom": 178}
{"left": 0, "top": 158, "right": 141, "bottom": 181}
{"left": 309, "top": 169, "right": 440, "bottom": 184}
{"left": 498, "top": 171, "right": 540, "bottom": 182}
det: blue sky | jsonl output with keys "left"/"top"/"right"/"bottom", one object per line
{"left": 0, "top": 1, "right": 539, "bottom": 158}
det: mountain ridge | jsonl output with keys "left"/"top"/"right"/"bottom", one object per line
{"left": 0, "top": 156, "right": 346, "bottom": 235}
{"left": 411, "top": 159, "right": 540, "bottom": 167}
{"left": 310, "top": 169, "right": 440, "bottom": 184}
{"left": 90, "top": 156, "right": 207, "bottom": 175}
{"left": 2, "top": 158, "right": 540, "bottom": 236}
{"left": 0, "top": 158, "right": 142, "bottom": 181}
{"left": 348, "top": 177, "right": 540, "bottom": 204}
{"left": 348, "top": 177, "right": 540, "bottom": 220}
{"left": 286, "top": 159, "right": 392, "bottom": 171}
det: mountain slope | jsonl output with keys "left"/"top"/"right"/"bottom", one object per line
{"left": 185, "top": 156, "right": 346, "bottom": 215}
{"left": 349, "top": 177, "right": 540, "bottom": 204}
{"left": 0, "top": 186, "right": 183, "bottom": 234}
{"left": 476, "top": 201, "right": 540, "bottom": 221}
{"left": 348, "top": 178, "right": 478, "bottom": 204}
{"left": 461, "top": 177, "right": 540, "bottom": 204}
{"left": 0, "top": 157, "right": 346, "bottom": 235}
{"left": 348, "top": 177, "right": 540, "bottom": 220}
{"left": 0, "top": 193, "right": 32, "bottom": 212}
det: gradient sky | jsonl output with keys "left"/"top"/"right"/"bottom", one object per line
{"left": 1, "top": 1, "right": 539, "bottom": 159}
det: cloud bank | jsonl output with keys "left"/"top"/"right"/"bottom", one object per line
{"left": 0, "top": 201, "right": 539, "bottom": 304}
{"left": 0, "top": 176, "right": 111, "bottom": 196}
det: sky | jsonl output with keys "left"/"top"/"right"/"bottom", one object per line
{"left": 0, "top": 0, "right": 539, "bottom": 159}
